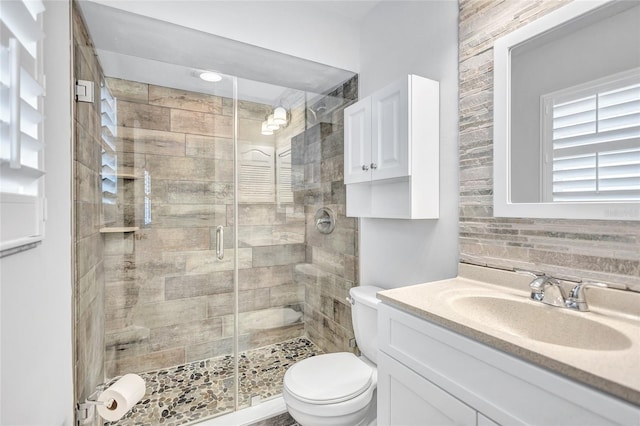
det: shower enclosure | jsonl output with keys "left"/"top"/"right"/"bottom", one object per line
{"left": 73, "top": 2, "right": 358, "bottom": 424}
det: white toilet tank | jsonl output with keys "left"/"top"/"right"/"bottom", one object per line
{"left": 350, "top": 285, "right": 383, "bottom": 364}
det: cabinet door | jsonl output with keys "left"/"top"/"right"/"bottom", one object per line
{"left": 344, "top": 98, "right": 372, "bottom": 184}
{"left": 371, "top": 78, "right": 409, "bottom": 181}
{"left": 378, "top": 352, "right": 476, "bottom": 426}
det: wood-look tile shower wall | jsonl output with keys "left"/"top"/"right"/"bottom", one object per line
{"left": 293, "top": 77, "right": 360, "bottom": 354}
{"left": 73, "top": 8, "right": 359, "bottom": 379}
{"left": 102, "top": 78, "right": 311, "bottom": 377}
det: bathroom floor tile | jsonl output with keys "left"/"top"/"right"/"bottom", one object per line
{"left": 105, "top": 337, "right": 321, "bottom": 426}
{"left": 247, "top": 411, "right": 299, "bottom": 426}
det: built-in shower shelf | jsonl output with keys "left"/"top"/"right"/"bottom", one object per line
{"left": 100, "top": 226, "right": 139, "bottom": 233}
{"left": 102, "top": 172, "right": 140, "bottom": 181}
{"left": 116, "top": 173, "right": 140, "bottom": 179}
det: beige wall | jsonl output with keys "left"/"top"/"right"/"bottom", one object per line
{"left": 458, "top": 0, "right": 639, "bottom": 287}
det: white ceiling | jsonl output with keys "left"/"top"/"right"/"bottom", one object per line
{"left": 77, "top": 1, "right": 378, "bottom": 105}
{"left": 288, "top": 1, "right": 381, "bottom": 23}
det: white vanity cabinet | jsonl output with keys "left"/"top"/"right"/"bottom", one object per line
{"left": 344, "top": 75, "right": 439, "bottom": 219}
{"left": 378, "top": 303, "right": 640, "bottom": 426}
{"left": 378, "top": 351, "right": 477, "bottom": 425}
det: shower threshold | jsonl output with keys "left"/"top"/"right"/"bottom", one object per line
{"left": 105, "top": 337, "right": 320, "bottom": 426}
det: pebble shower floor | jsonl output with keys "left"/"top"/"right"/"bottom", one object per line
{"left": 105, "top": 337, "right": 321, "bottom": 425}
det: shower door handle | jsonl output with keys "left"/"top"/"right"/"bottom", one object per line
{"left": 216, "top": 225, "right": 224, "bottom": 260}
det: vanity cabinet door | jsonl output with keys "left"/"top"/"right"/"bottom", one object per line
{"left": 378, "top": 351, "right": 476, "bottom": 426}
{"left": 344, "top": 97, "right": 372, "bottom": 184}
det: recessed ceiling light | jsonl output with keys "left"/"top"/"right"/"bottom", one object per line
{"left": 199, "top": 71, "right": 222, "bottom": 82}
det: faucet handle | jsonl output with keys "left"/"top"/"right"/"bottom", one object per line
{"left": 566, "top": 282, "right": 608, "bottom": 312}
{"left": 515, "top": 269, "right": 547, "bottom": 289}
{"left": 516, "top": 270, "right": 555, "bottom": 302}
{"left": 515, "top": 269, "right": 545, "bottom": 280}
{"left": 529, "top": 277, "right": 552, "bottom": 302}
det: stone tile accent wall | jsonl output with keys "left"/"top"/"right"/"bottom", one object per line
{"left": 293, "top": 77, "right": 360, "bottom": 354}
{"left": 103, "top": 78, "right": 309, "bottom": 377}
{"left": 458, "top": 0, "right": 639, "bottom": 288}
{"left": 73, "top": 5, "right": 105, "bottom": 413}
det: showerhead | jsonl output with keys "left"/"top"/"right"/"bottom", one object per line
{"left": 306, "top": 107, "right": 318, "bottom": 124}
{"left": 306, "top": 101, "right": 328, "bottom": 125}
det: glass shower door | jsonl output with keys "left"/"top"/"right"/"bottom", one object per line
{"left": 231, "top": 82, "right": 309, "bottom": 409}
{"left": 100, "top": 67, "right": 240, "bottom": 422}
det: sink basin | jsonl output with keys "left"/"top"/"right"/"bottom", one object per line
{"left": 449, "top": 295, "right": 632, "bottom": 351}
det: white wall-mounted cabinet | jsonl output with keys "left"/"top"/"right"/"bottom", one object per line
{"left": 345, "top": 78, "right": 410, "bottom": 184}
{"left": 344, "top": 99, "right": 372, "bottom": 184}
{"left": 344, "top": 74, "right": 439, "bottom": 219}
{"left": 378, "top": 303, "right": 640, "bottom": 426}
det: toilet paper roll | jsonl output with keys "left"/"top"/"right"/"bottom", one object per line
{"left": 97, "top": 373, "right": 146, "bottom": 421}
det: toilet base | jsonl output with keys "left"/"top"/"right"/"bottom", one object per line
{"left": 286, "top": 390, "right": 377, "bottom": 426}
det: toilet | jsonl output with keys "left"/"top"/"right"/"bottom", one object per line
{"left": 283, "top": 285, "right": 383, "bottom": 426}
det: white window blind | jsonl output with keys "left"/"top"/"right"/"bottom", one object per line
{"left": 0, "top": 0, "right": 46, "bottom": 255}
{"left": 238, "top": 144, "right": 275, "bottom": 203}
{"left": 276, "top": 147, "right": 293, "bottom": 204}
{"left": 101, "top": 83, "right": 117, "bottom": 205}
{"left": 542, "top": 69, "right": 640, "bottom": 202}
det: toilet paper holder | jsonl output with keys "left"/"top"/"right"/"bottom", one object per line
{"left": 76, "top": 385, "right": 115, "bottom": 425}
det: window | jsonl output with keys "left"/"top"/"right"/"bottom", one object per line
{"left": 276, "top": 147, "right": 293, "bottom": 204}
{"left": 0, "top": 0, "right": 46, "bottom": 256}
{"left": 101, "top": 83, "right": 117, "bottom": 206}
{"left": 238, "top": 144, "right": 275, "bottom": 203}
{"left": 541, "top": 69, "right": 640, "bottom": 202}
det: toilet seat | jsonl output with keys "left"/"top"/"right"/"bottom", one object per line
{"left": 284, "top": 352, "right": 374, "bottom": 405}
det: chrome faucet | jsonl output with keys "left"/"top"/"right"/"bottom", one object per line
{"left": 516, "top": 270, "right": 567, "bottom": 307}
{"left": 528, "top": 275, "right": 567, "bottom": 308}
{"left": 516, "top": 270, "right": 624, "bottom": 312}
{"left": 517, "top": 269, "right": 617, "bottom": 312}
{"left": 565, "top": 282, "right": 608, "bottom": 312}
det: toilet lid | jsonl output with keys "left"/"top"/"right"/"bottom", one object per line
{"left": 284, "top": 352, "right": 373, "bottom": 405}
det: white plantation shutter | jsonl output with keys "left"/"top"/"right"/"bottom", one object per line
{"left": 276, "top": 147, "right": 293, "bottom": 204}
{"left": 238, "top": 145, "right": 275, "bottom": 203}
{"left": 101, "top": 83, "right": 117, "bottom": 205}
{"left": 542, "top": 69, "right": 640, "bottom": 202}
{"left": 0, "top": 0, "right": 46, "bottom": 255}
